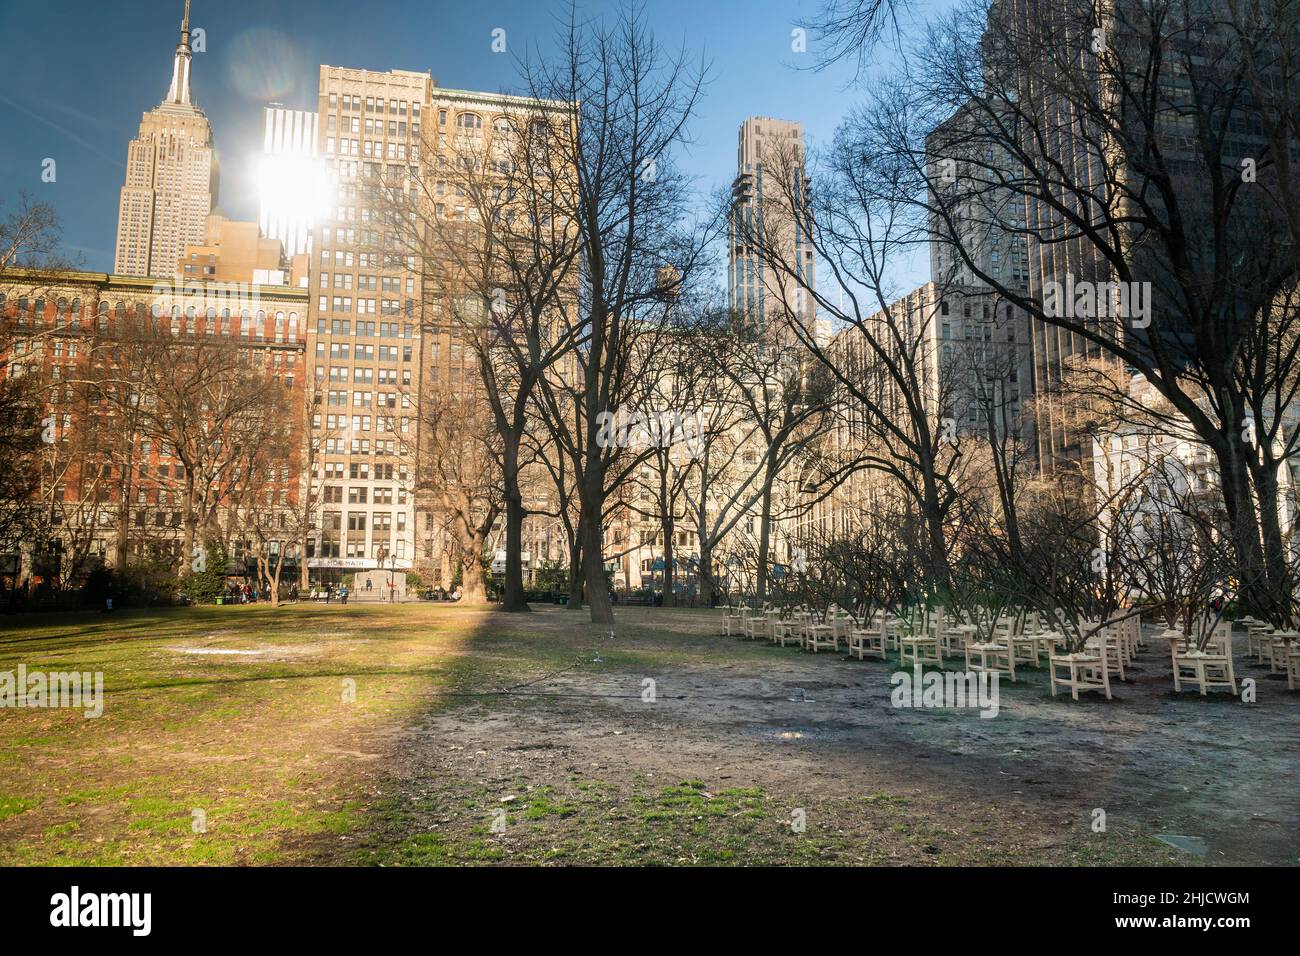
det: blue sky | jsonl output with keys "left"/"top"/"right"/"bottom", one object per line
{"left": 0, "top": 0, "right": 938, "bottom": 289}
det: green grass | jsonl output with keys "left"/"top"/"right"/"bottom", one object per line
{"left": 0, "top": 795, "right": 37, "bottom": 822}
{"left": 356, "top": 774, "right": 1026, "bottom": 866}
{"left": 0, "top": 602, "right": 491, "bottom": 865}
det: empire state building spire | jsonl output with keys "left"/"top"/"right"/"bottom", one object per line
{"left": 165, "top": 0, "right": 194, "bottom": 106}
{"left": 116, "top": 0, "right": 214, "bottom": 276}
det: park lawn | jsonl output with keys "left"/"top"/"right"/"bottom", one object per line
{"left": 0, "top": 602, "right": 493, "bottom": 865}
{"left": 0, "top": 601, "right": 768, "bottom": 865}
{"left": 1, "top": 602, "right": 1276, "bottom": 866}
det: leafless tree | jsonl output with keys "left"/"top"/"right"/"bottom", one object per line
{"left": 28, "top": 384, "right": 110, "bottom": 591}
{"left": 624, "top": 328, "right": 712, "bottom": 606}
{"left": 521, "top": 1, "right": 714, "bottom": 625}
{"left": 233, "top": 430, "right": 300, "bottom": 607}
{"left": 736, "top": 129, "right": 971, "bottom": 595}
{"left": 715, "top": 321, "right": 838, "bottom": 603}
{"left": 102, "top": 311, "right": 289, "bottom": 576}
{"left": 0, "top": 196, "right": 76, "bottom": 566}
{"left": 419, "top": 384, "right": 502, "bottom": 603}
{"left": 799, "top": 0, "right": 909, "bottom": 80}
{"left": 374, "top": 89, "right": 583, "bottom": 612}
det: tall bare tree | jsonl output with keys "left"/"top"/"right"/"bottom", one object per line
{"left": 520, "top": 3, "right": 714, "bottom": 624}
{"left": 375, "top": 90, "right": 583, "bottom": 611}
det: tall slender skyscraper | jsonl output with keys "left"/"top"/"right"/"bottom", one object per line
{"left": 728, "top": 117, "right": 817, "bottom": 336}
{"left": 114, "top": 1, "right": 217, "bottom": 278}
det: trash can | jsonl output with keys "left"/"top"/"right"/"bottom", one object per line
{"left": 216, "top": 596, "right": 224, "bottom": 605}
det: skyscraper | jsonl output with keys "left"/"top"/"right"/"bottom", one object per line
{"left": 728, "top": 117, "right": 817, "bottom": 336}
{"left": 978, "top": 0, "right": 1280, "bottom": 474}
{"left": 259, "top": 106, "right": 322, "bottom": 258}
{"left": 113, "top": 1, "right": 217, "bottom": 278}
{"left": 306, "top": 66, "right": 431, "bottom": 589}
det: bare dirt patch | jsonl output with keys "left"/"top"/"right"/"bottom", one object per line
{"left": 316, "top": 606, "right": 1298, "bottom": 866}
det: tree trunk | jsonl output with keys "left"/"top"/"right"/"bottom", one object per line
{"left": 181, "top": 512, "right": 198, "bottom": 577}
{"left": 566, "top": 535, "right": 583, "bottom": 609}
{"left": 1249, "top": 457, "right": 1290, "bottom": 623}
{"left": 501, "top": 444, "right": 529, "bottom": 612}
{"left": 461, "top": 551, "right": 487, "bottom": 604}
{"left": 180, "top": 474, "right": 199, "bottom": 576}
{"left": 581, "top": 494, "right": 613, "bottom": 625}
{"left": 1215, "top": 428, "right": 1270, "bottom": 617}
{"left": 114, "top": 508, "right": 130, "bottom": 571}
{"left": 921, "top": 466, "right": 950, "bottom": 595}
{"left": 258, "top": 555, "right": 281, "bottom": 608}
{"left": 299, "top": 519, "right": 311, "bottom": 591}
{"left": 988, "top": 425, "right": 1022, "bottom": 565}
{"left": 662, "top": 517, "right": 675, "bottom": 607}
{"left": 756, "top": 478, "right": 774, "bottom": 605}
{"left": 698, "top": 542, "right": 715, "bottom": 607}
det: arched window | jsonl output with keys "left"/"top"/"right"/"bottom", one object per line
{"left": 205, "top": 307, "right": 217, "bottom": 334}
{"left": 221, "top": 308, "right": 231, "bottom": 334}
{"left": 456, "top": 112, "right": 482, "bottom": 130}
{"left": 57, "top": 297, "right": 68, "bottom": 314}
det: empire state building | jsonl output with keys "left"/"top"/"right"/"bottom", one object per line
{"left": 113, "top": 1, "right": 217, "bottom": 278}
